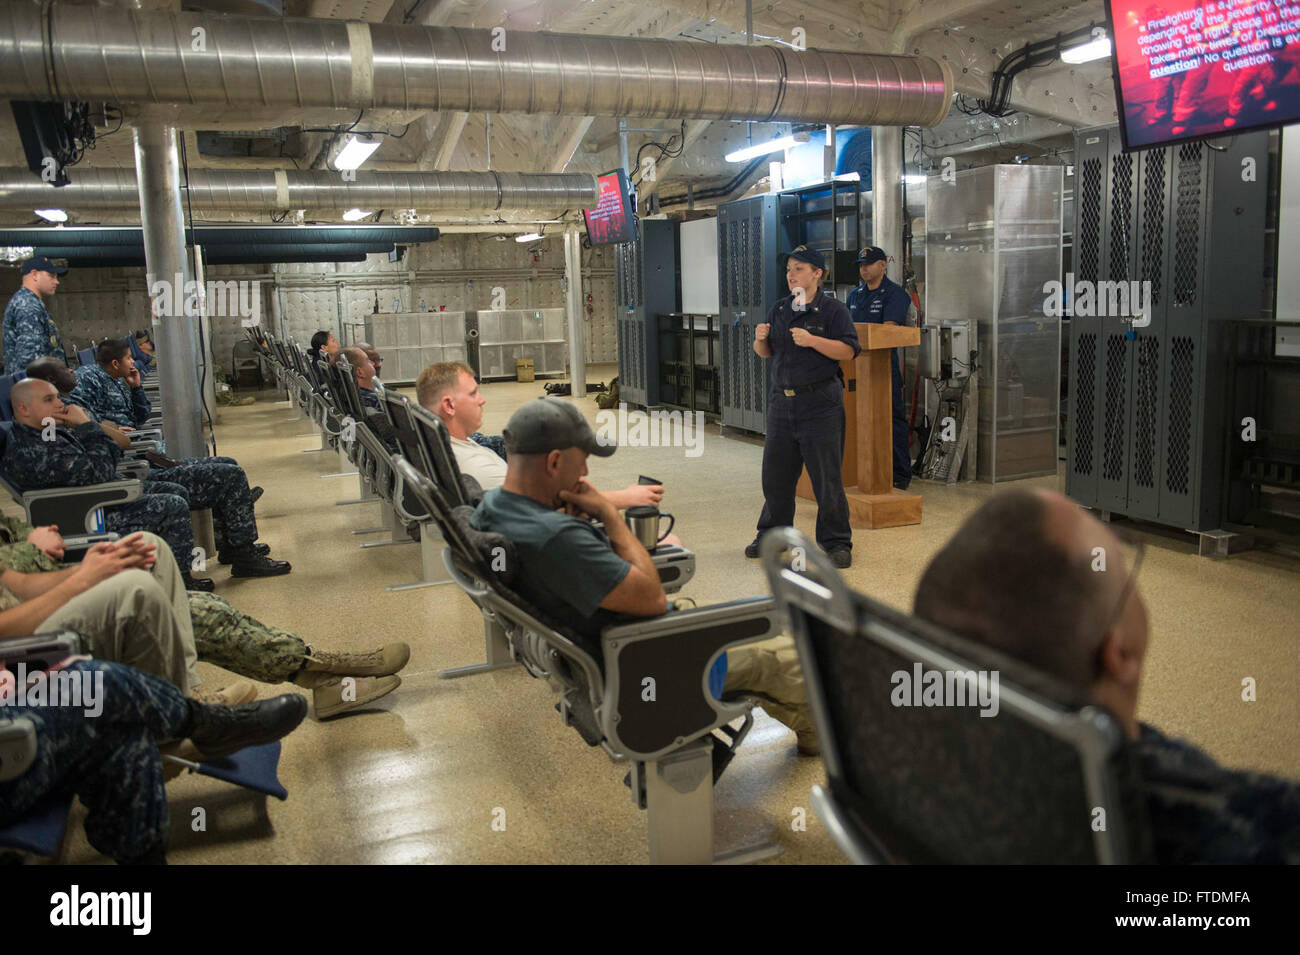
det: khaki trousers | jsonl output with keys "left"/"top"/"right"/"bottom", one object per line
{"left": 37, "top": 542, "right": 197, "bottom": 695}
{"left": 723, "top": 635, "right": 812, "bottom": 735}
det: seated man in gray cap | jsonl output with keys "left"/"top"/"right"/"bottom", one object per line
{"left": 471, "top": 398, "right": 815, "bottom": 754}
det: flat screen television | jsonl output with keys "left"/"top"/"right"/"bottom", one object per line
{"left": 1108, "top": 0, "right": 1300, "bottom": 150}
{"left": 582, "top": 169, "right": 637, "bottom": 245}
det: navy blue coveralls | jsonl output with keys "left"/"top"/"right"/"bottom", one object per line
{"left": 847, "top": 275, "right": 911, "bottom": 488}
{"left": 756, "top": 289, "right": 861, "bottom": 553}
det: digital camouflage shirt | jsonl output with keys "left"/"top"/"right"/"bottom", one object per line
{"left": 70, "top": 363, "right": 152, "bottom": 429}
{"left": 2, "top": 287, "right": 66, "bottom": 375}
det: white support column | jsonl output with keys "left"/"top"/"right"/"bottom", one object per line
{"left": 870, "top": 126, "right": 905, "bottom": 280}
{"left": 134, "top": 122, "right": 205, "bottom": 459}
{"left": 564, "top": 227, "right": 587, "bottom": 398}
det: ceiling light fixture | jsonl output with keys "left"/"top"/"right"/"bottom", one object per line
{"left": 725, "top": 136, "right": 798, "bottom": 164}
{"left": 515, "top": 232, "right": 544, "bottom": 243}
{"left": 334, "top": 136, "right": 381, "bottom": 171}
{"left": 342, "top": 208, "right": 373, "bottom": 222}
{"left": 1060, "top": 34, "right": 1111, "bottom": 64}
{"left": 35, "top": 209, "right": 68, "bottom": 223}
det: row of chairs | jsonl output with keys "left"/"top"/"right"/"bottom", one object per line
{"left": 247, "top": 326, "right": 1151, "bottom": 864}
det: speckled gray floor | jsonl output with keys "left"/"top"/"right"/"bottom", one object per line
{"left": 46, "top": 363, "right": 1300, "bottom": 863}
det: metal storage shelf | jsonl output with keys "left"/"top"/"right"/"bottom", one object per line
{"left": 926, "top": 164, "right": 1064, "bottom": 482}
{"left": 475, "top": 308, "right": 568, "bottom": 380}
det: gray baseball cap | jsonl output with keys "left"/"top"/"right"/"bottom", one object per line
{"left": 504, "top": 398, "right": 616, "bottom": 457}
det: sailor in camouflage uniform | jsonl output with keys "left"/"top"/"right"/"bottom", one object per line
{"left": 2, "top": 257, "right": 68, "bottom": 375}
{"left": 2, "top": 379, "right": 211, "bottom": 588}
{"left": 0, "top": 513, "right": 409, "bottom": 718}
{"left": 0, "top": 659, "right": 307, "bottom": 864}
{"left": 4, "top": 377, "right": 290, "bottom": 581}
{"left": 67, "top": 340, "right": 277, "bottom": 569}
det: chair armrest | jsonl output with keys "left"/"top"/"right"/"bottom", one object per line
{"left": 61, "top": 532, "right": 120, "bottom": 561}
{"left": 650, "top": 544, "right": 695, "bottom": 594}
{"left": 20, "top": 479, "right": 143, "bottom": 534}
{"left": 127, "top": 429, "right": 163, "bottom": 442}
{"left": 599, "top": 596, "right": 780, "bottom": 760}
{"left": 117, "top": 460, "right": 151, "bottom": 480}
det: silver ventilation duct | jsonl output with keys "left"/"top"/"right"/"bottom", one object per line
{"left": 0, "top": 5, "right": 953, "bottom": 127}
{"left": 0, "top": 168, "right": 598, "bottom": 212}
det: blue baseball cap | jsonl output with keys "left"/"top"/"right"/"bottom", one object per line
{"left": 21, "top": 256, "right": 68, "bottom": 276}
{"left": 779, "top": 245, "right": 826, "bottom": 271}
{"left": 856, "top": 246, "right": 887, "bottom": 265}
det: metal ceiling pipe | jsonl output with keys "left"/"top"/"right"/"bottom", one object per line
{"left": 34, "top": 242, "right": 396, "bottom": 260}
{"left": 36, "top": 250, "right": 374, "bottom": 267}
{"left": 0, "top": 168, "right": 596, "bottom": 212}
{"left": 1, "top": 226, "right": 441, "bottom": 246}
{"left": 0, "top": 4, "right": 953, "bottom": 127}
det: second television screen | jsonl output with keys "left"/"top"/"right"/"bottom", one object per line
{"left": 1110, "top": 0, "right": 1300, "bottom": 150}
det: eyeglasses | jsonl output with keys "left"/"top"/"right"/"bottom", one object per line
{"left": 1102, "top": 529, "right": 1145, "bottom": 635}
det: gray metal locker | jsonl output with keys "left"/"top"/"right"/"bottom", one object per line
{"left": 1067, "top": 126, "right": 1269, "bottom": 532}
{"left": 718, "top": 195, "right": 789, "bottom": 434}
{"left": 615, "top": 219, "right": 679, "bottom": 407}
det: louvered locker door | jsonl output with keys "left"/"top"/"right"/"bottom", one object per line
{"left": 1067, "top": 131, "right": 1108, "bottom": 506}
{"left": 1127, "top": 146, "right": 1172, "bottom": 518}
{"left": 1096, "top": 135, "right": 1140, "bottom": 515}
{"left": 1157, "top": 141, "right": 1210, "bottom": 528}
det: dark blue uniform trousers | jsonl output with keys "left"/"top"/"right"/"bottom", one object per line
{"left": 0, "top": 660, "right": 189, "bottom": 863}
{"left": 890, "top": 351, "right": 911, "bottom": 488}
{"left": 756, "top": 381, "right": 853, "bottom": 553}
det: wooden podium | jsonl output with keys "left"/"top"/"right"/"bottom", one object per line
{"left": 796, "top": 322, "right": 922, "bottom": 529}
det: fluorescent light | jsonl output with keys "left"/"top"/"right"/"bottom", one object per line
{"left": 835, "top": 172, "right": 861, "bottom": 182}
{"left": 342, "top": 208, "right": 373, "bottom": 222}
{"left": 726, "top": 136, "right": 797, "bottom": 163}
{"left": 515, "top": 232, "right": 543, "bottom": 243}
{"left": 902, "top": 175, "right": 926, "bottom": 185}
{"left": 1061, "top": 35, "right": 1111, "bottom": 64}
{"left": 334, "top": 136, "right": 381, "bottom": 171}
{"left": 35, "top": 209, "right": 67, "bottom": 223}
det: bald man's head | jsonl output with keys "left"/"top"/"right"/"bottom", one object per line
{"left": 25, "top": 357, "right": 77, "bottom": 394}
{"left": 913, "top": 489, "right": 1148, "bottom": 703}
{"left": 10, "top": 377, "right": 64, "bottom": 428}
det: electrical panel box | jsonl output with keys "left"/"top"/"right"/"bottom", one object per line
{"left": 1066, "top": 126, "right": 1271, "bottom": 531}
{"left": 615, "top": 219, "right": 680, "bottom": 407}
{"left": 920, "top": 322, "right": 974, "bottom": 381}
{"left": 717, "top": 194, "right": 791, "bottom": 434}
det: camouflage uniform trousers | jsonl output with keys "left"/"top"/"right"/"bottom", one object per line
{"left": 148, "top": 459, "right": 259, "bottom": 549}
{"left": 0, "top": 660, "right": 189, "bottom": 862}
{"left": 0, "top": 538, "right": 308, "bottom": 687}
{"left": 107, "top": 483, "right": 195, "bottom": 571}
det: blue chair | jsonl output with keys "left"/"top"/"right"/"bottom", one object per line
{"left": 0, "top": 743, "right": 290, "bottom": 859}
{"left": 75, "top": 347, "right": 95, "bottom": 368}
{"left": 0, "top": 370, "right": 26, "bottom": 422}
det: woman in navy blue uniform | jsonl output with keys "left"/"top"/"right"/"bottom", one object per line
{"left": 745, "top": 246, "right": 860, "bottom": 569}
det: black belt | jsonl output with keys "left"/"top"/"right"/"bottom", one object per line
{"left": 776, "top": 376, "right": 838, "bottom": 398}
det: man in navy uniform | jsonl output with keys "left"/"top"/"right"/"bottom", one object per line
{"left": 3, "top": 256, "right": 69, "bottom": 374}
{"left": 745, "top": 246, "right": 860, "bottom": 569}
{"left": 846, "top": 246, "right": 913, "bottom": 490}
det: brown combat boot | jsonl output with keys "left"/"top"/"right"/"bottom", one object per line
{"left": 299, "top": 643, "right": 410, "bottom": 678}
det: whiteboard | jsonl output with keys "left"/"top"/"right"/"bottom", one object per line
{"left": 680, "top": 217, "right": 720, "bottom": 314}
{"left": 1278, "top": 129, "right": 1300, "bottom": 355}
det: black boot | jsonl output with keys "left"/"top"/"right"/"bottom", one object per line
{"left": 216, "top": 541, "right": 271, "bottom": 564}
{"left": 187, "top": 694, "right": 308, "bottom": 759}
{"left": 181, "top": 572, "right": 215, "bottom": 592}
{"left": 228, "top": 547, "right": 291, "bottom": 578}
